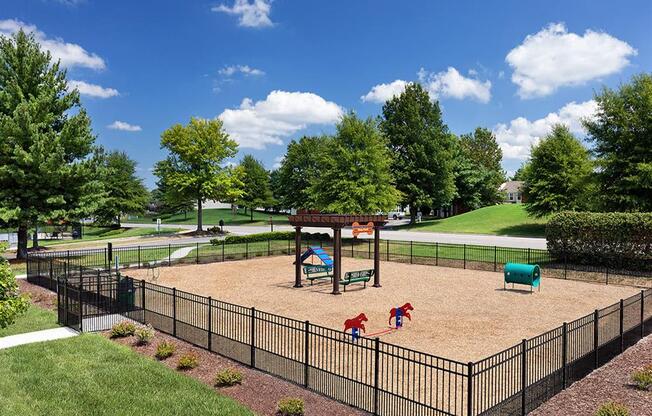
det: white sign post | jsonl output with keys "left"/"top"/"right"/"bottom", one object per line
{"left": 156, "top": 218, "right": 161, "bottom": 234}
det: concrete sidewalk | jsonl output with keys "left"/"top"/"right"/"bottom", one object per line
{"left": 0, "top": 327, "right": 78, "bottom": 350}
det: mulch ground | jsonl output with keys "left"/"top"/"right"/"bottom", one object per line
{"left": 531, "top": 335, "right": 652, "bottom": 416}
{"left": 18, "top": 279, "right": 57, "bottom": 310}
{"left": 106, "top": 329, "right": 368, "bottom": 416}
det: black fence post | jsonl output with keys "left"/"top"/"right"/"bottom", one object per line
{"left": 527, "top": 248, "right": 531, "bottom": 264}
{"left": 268, "top": 239, "right": 271, "bottom": 257}
{"left": 641, "top": 291, "right": 646, "bottom": 339}
{"left": 463, "top": 244, "right": 467, "bottom": 269}
{"left": 467, "top": 362, "right": 474, "bottom": 416}
{"left": 563, "top": 252, "right": 567, "bottom": 279}
{"left": 222, "top": 241, "right": 225, "bottom": 262}
{"left": 373, "top": 337, "right": 380, "bottom": 416}
{"left": 107, "top": 244, "right": 112, "bottom": 270}
{"left": 494, "top": 246, "right": 497, "bottom": 272}
{"left": 594, "top": 309, "right": 599, "bottom": 369}
{"left": 172, "top": 287, "right": 177, "bottom": 337}
{"left": 250, "top": 307, "right": 256, "bottom": 368}
{"left": 246, "top": 241, "right": 249, "bottom": 260}
{"left": 619, "top": 299, "right": 624, "bottom": 353}
{"left": 410, "top": 241, "right": 413, "bottom": 264}
{"left": 141, "top": 279, "right": 146, "bottom": 323}
{"left": 521, "top": 338, "right": 527, "bottom": 416}
{"left": 207, "top": 296, "right": 212, "bottom": 351}
{"left": 168, "top": 244, "right": 171, "bottom": 265}
{"left": 304, "top": 320, "right": 310, "bottom": 387}
{"left": 436, "top": 242, "right": 439, "bottom": 266}
{"left": 368, "top": 239, "right": 371, "bottom": 259}
{"left": 287, "top": 239, "right": 291, "bottom": 255}
{"left": 562, "top": 322, "right": 568, "bottom": 389}
{"left": 606, "top": 267, "right": 609, "bottom": 285}
{"left": 138, "top": 246, "right": 141, "bottom": 268}
{"left": 196, "top": 242, "right": 200, "bottom": 264}
{"left": 78, "top": 275, "right": 83, "bottom": 332}
{"left": 386, "top": 240, "right": 390, "bottom": 261}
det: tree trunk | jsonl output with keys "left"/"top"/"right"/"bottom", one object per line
{"left": 197, "top": 198, "right": 203, "bottom": 232}
{"left": 250, "top": 207, "right": 253, "bottom": 221}
{"left": 17, "top": 225, "right": 28, "bottom": 259}
{"left": 32, "top": 222, "right": 39, "bottom": 249}
{"left": 410, "top": 210, "right": 416, "bottom": 224}
{"left": 116, "top": 215, "right": 121, "bottom": 228}
{"left": 184, "top": 210, "right": 187, "bottom": 220}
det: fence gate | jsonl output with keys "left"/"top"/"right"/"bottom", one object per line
{"left": 57, "top": 279, "right": 81, "bottom": 331}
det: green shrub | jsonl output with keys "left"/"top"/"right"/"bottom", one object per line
{"left": 277, "top": 398, "right": 304, "bottom": 416}
{"left": 546, "top": 212, "right": 652, "bottom": 270}
{"left": 110, "top": 321, "right": 136, "bottom": 338}
{"left": 631, "top": 364, "right": 652, "bottom": 391}
{"left": 134, "top": 324, "right": 154, "bottom": 345}
{"left": 214, "top": 368, "right": 244, "bottom": 387}
{"left": 155, "top": 341, "right": 176, "bottom": 360}
{"left": 595, "top": 401, "right": 629, "bottom": 416}
{"left": 176, "top": 353, "right": 199, "bottom": 370}
{"left": 210, "top": 231, "right": 330, "bottom": 246}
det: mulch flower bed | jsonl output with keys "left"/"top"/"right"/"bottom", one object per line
{"left": 18, "top": 279, "right": 58, "bottom": 310}
{"left": 531, "top": 334, "right": 652, "bottom": 415}
{"left": 106, "top": 329, "right": 368, "bottom": 416}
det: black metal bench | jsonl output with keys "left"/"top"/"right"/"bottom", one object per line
{"left": 340, "top": 269, "right": 374, "bottom": 291}
{"left": 304, "top": 264, "right": 333, "bottom": 285}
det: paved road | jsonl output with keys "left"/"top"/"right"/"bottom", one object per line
{"left": 123, "top": 222, "right": 547, "bottom": 249}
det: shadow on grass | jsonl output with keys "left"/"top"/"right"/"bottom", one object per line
{"left": 493, "top": 223, "right": 546, "bottom": 238}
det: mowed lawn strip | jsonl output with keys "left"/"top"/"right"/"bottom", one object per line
{"left": 399, "top": 204, "right": 548, "bottom": 237}
{"left": 0, "top": 334, "right": 254, "bottom": 416}
{"left": 0, "top": 304, "right": 59, "bottom": 337}
{"left": 126, "top": 208, "right": 289, "bottom": 226}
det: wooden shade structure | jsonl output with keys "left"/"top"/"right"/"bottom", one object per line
{"left": 288, "top": 214, "right": 387, "bottom": 295}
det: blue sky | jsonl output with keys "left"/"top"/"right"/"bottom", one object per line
{"left": 3, "top": 0, "right": 651, "bottom": 188}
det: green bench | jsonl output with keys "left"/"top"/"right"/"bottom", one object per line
{"left": 340, "top": 269, "right": 374, "bottom": 291}
{"left": 304, "top": 265, "right": 333, "bottom": 285}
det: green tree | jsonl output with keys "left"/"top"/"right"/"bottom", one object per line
{"left": 512, "top": 163, "right": 529, "bottom": 181}
{"left": 583, "top": 73, "right": 652, "bottom": 211}
{"left": 459, "top": 127, "right": 505, "bottom": 205}
{"left": 0, "top": 242, "right": 29, "bottom": 329}
{"left": 154, "top": 117, "right": 244, "bottom": 231}
{"left": 238, "top": 155, "right": 274, "bottom": 220}
{"left": 274, "top": 136, "right": 330, "bottom": 210}
{"left": 0, "top": 30, "right": 99, "bottom": 258}
{"left": 380, "top": 83, "right": 455, "bottom": 223}
{"left": 150, "top": 174, "right": 195, "bottom": 218}
{"left": 451, "top": 136, "right": 485, "bottom": 211}
{"left": 310, "top": 113, "right": 400, "bottom": 213}
{"left": 523, "top": 125, "right": 594, "bottom": 217}
{"left": 94, "top": 149, "right": 149, "bottom": 226}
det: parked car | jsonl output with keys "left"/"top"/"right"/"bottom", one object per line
{"left": 387, "top": 211, "right": 406, "bottom": 220}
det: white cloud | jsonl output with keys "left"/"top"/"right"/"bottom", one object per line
{"left": 219, "top": 64, "right": 265, "bottom": 77}
{"left": 212, "top": 0, "right": 273, "bottom": 28}
{"left": 361, "top": 80, "right": 409, "bottom": 103}
{"left": 68, "top": 80, "right": 118, "bottom": 98}
{"left": 107, "top": 121, "right": 142, "bottom": 132}
{"left": 0, "top": 19, "right": 105, "bottom": 70}
{"left": 418, "top": 67, "right": 492, "bottom": 103}
{"left": 272, "top": 155, "right": 284, "bottom": 169}
{"left": 506, "top": 23, "right": 637, "bottom": 98}
{"left": 218, "top": 90, "right": 344, "bottom": 149}
{"left": 493, "top": 100, "right": 597, "bottom": 160}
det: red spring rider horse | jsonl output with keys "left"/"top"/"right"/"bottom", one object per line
{"left": 389, "top": 303, "right": 414, "bottom": 327}
{"left": 344, "top": 313, "right": 368, "bottom": 340}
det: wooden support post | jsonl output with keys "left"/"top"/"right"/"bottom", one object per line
{"left": 294, "top": 226, "right": 303, "bottom": 288}
{"left": 332, "top": 227, "right": 341, "bottom": 295}
{"left": 373, "top": 225, "right": 381, "bottom": 288}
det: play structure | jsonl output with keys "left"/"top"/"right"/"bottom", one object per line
{"left": 296, "top": 246, "right": 334, "bottom": 268}
{"left": 344, "top": 303, "right": 414, "bottom": 340}
{"left": 288, "top": 214, "right": 387, "bottom": 294}
{"left": 504, "top": 263, "right": 541, "bottom": 292}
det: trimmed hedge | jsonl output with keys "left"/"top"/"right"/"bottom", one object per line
{"left": 210, "top": 231, "right": 331, "bottom": 246}
{"left": 546, "top": 212, "right": 652, "bottom": 270}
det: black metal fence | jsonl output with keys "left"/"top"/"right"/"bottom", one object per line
{"left": 26, "top": 243, "right": 652, "bottom": 416}
{"left": 26, "top": 237, "right": 652, "bottom": 288}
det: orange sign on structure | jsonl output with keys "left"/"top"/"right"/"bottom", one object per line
{"left": 351, "top": 221, "right": 374, "bottom": 237}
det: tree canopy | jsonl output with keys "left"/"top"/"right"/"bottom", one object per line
{"left": 523, "top": 125, "right": 594, "bottom": 217}
{"left": 380, "top": 83, "right": 455, "bottom": 222}
{"left": 154, "top": 117, "right": 244, "bottom": 231}
{"left": 583, "top": 73, "right": 652, "bottom": 212}
{"left": 238, "top": 155, "right": 274, "bottom": 220}
{"left": 94, "top": 149, "right": 149, "bottom": 226}
{"left": 0, "top": 30, "right": 99, "bottom": 257}
{"left": 310, "top": 113, "right": 400, "bottom": 213}
{"left": 273, "top": 136, "right": 330, "bottom": 210}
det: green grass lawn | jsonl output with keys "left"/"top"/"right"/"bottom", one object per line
{"left": 400, "top": 204, "right": 548, "bottom": 237}
{"left": 31, "top": 226, "right": 185, "bottom": 248}
{"left": 0, "top": 305, "right": 59, "bottom": 337}
{"left": 0, "top": 334, "right": 254, "bottom": 416}
{"left": 126, "top": 208, "right": 289, "bottom": 227}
